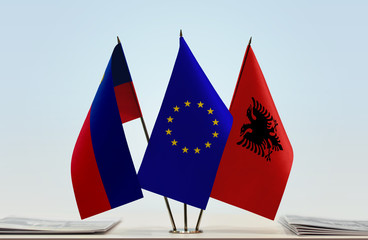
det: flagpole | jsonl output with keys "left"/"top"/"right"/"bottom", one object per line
{"left": 184, "top": 204, "right": 188, "bottom": 232}
{"left": 116, "top": 36, "right": 177, "bottom": 232}
{"left": 192, "top": 36, "right": 253, "bottom": 233}
{"left": 140, "top": 115, "right": 177, "bottom": 232}
{"left": 195, "top": 209, "right": 203, "bottom": 231}
{"left": 179, "top": 29, "right": 189, "bottom": 233}
{"left": 139, "top": 116, "right": 177, "bottom": 231}
{"left": 229, "top": 36, "right": 252, "bottom": 111}
{"left": 179, "top": 29, "right": 203, "bottom": 234}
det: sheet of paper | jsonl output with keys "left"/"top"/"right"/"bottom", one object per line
{"left": 279, "top": 215, "right": 368, "bottom": 236}
{"left": 0, "top": 216, "right": 120, "bottom": 234}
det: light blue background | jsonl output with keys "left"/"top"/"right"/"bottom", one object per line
{"left": 0, "top": 0, "right": 367, "bottom": 222}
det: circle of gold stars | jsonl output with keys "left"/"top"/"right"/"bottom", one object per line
{"left": 165, "top": 100, "right": 220, "bottom": 156}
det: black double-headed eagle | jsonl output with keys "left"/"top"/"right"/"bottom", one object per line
{"left": 237, "top": 97, "right": 283, "bottom": 161}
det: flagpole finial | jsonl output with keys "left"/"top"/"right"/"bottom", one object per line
{"left": 248, "top": 36, "right": 252, "bottom": 46}
{"left": 117, "top": 36, "right": 121, "bottom": 44}
{"left": 180, "top": 29, "right": 183, "bottom": 37}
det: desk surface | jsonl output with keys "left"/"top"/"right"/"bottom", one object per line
{"left": 0, "top": 214, "right": 367, "bottom": 240}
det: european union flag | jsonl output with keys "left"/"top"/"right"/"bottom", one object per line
{"left": 138, "top": 36, "right": 232, "bottom": 209}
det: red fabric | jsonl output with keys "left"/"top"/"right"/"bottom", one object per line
{"left": 114, "top": 82, "right": 142, "bottom": 123}
{"left": 71, "top": 110, "right": 111, "bottom": 219}
{"left": 211, "top": 46, "right": 293, "bottom": 220}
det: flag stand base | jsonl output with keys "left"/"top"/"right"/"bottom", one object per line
{"left": 169, "top": 229, "right": 203, "bottom": 234}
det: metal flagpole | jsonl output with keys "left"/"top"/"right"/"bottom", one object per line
{"left": 116, "top": 36, "right": 177, "bottom": 231}
{"left": 172, "top": 29, "right": 203, "bottom": 234}
{"left": 180, "top": 29, "right": 189, "bottom": 234}
{"left": 184, "top": 204, "right": 188, "bottom": 232}
{"left": 140, "top": 116, "right": 177, "bottom": 231}
{"left": 193, "top": 36, "right": 253, "bottom": 233}
{"left": 229, "top": 36, "right": 252, "bottom": 110}
{"left": 195, "top": 209, "right": 203, "bottom": 231}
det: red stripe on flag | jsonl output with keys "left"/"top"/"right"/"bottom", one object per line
{"left": 114, "top": 82, "right": 142, "bottom": 124}
{"left": 71, "top": 110, "right": 111, "bottom": 219}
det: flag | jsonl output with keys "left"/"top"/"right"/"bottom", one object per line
{"left": 138, "top": 36, "right": 233, "bottom": 209}
{"left": 71, "top": 42, "right": 143, "bottom": 219}
{"left": 211, "top": 43, "right": 293, "bottom": 220}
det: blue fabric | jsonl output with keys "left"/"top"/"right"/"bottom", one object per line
{"left": 90, "top": 54, "right": 143, "bottom": 209}
{"left": 111, "top": 43, "right": 133, "bottom": 86}
{"left": 138, "top": 37, "right": 232, "bottom": 209}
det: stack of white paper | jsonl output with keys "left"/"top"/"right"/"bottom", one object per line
{"left": 0, "top": 216, "right": 120, "bottom": 234}
{"left": 279, "top": 215, "right": 368, "bottom": 236}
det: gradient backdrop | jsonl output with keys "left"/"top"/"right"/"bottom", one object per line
{"left": 0, "top": 0, "right": 367, "bottom": 223}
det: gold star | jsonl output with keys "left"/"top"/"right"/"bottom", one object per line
{"left": 194, "top": 147, "right": 201, "bottom": 154}
{"left": 182, "top": 147, "right": 188, "bottom": 153}
{"left": 166, "top": 129, "right": 172, "bottom": 135}
{"left": 205, "top": 142, "right": 211, "bottom": 148}
{"left": 197, "top": 101, "right": 204, "bottom": 108}
{"left": 171, "top": 139, "right": 178, "bottom": 146}
{"left": 173, "top": 106, "right": 180, "bottom": 112}
{"left": 167, "top": 116, "right": 173, "bottom": 123}
{"left": 212, "top": 131, "right": 219, "bottom": 138}
{"left": 213, "top": 119, "right": 219, "bottom": 125}
{"left": 207, "top": 108, "right": 214, "bottom": 114}
{"left": 184, "top": 100, "right": 191, "bottom": 107}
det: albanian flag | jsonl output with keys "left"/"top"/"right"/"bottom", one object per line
{"left": 211, "top": 42, "right": 293, "bottom": 220}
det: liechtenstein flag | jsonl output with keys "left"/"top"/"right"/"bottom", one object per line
{"left": 71, "top": 41, "right": 143, "bottom": 219}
